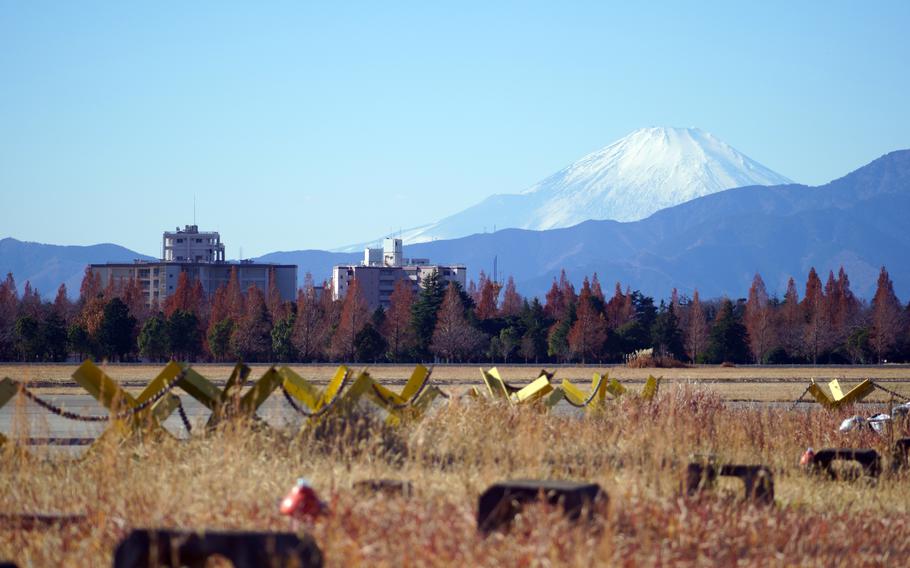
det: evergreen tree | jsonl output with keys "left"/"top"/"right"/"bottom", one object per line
{"left": 14, "top": 315, "right": 43, "bottom": 361}
{"left": 548, "top": 303, "right": 576, "bottom": 362}
{"left": 271, "top": 313, "right": 298, "bottom": 362}
{"left": 704, "top": 298, "right": 749, "bottom": 364}
{"left": 167, "top": 309, "right": 202, "bottom": 361}
{"left": 355, "top": 323, "right": 387, "bottom": 362}
{"left": 208, "top": 318, "right": 235, "bottom": 362}
{"left": 67, "top": 323, "right": 94, "bottom": 360}
{"left": 498, "top": 326, "right": 520, "bottom": 363}
{"left": 410, "top": 270, "right": 446, "bottom": 359}
{"left": 0, "top": 273, "right": 18, "bottom": 360}
{"left": 98, "top": 297, "right": 137, "bottom": 361}
{"left": 519, "top": 298, "right": 549, "bottom": 363}
{"left": 138, "top": 314, "right": 169, "bottom": 361}
{"left": 42, "top": 310, "right": 69, "bottom": 362}
{"left": 651, "top": 300, "right": 685, "bottom": 360}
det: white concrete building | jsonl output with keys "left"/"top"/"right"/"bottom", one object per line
{"left": 91, "top": 225, "right": 296, "bottom": 309}
{"left": 162, "top": 225, "right": 225, "bottom": 263}
{"left": 333, "top": 238, "right": 466, "bottom": 309}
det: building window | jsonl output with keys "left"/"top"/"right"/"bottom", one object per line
{"left": 176, "top": 238, "right": 184, "bottom": 243}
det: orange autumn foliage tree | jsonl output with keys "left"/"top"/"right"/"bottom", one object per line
{"left": 430, "top": 284, "right": 484, "bottom": 362}
{"left": 383, "top": 278, "right": 415, "bottom": 361}
{"left": 293, "top": 274, "right": 327, "bottom": 362}
{"left": 745, "top": 273, "right": 774, "bottom": 363}
{"left": 331, "top": 278, "right": 369, "bottom": 360}
{"left": 870, "top": 266, "right": 903, "bottom": 362}
{"left": 475, "top": 275, "right": 500, "bottom": 320}
{"left": 568, "top": 279, "right": 607, "bottom": 363}
{"left": 163, "top": 272, "right": 202, "bottom": 317}
{"left": 499, "top": 276, "right": 523, "bottom": 318}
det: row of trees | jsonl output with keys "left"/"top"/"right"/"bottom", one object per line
{"left": 0, "top": 264, "right": 908, "bottom": 364}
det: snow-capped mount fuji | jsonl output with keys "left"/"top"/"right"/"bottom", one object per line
{"left": 343, "top": 127, "right": 792, "bottom": 250}
{"left": 517, "top": 126, "right": 792, "bottom": 227}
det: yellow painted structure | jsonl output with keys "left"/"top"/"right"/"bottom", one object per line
{"left": 0, "top": 377, "right": 16, "bottom": 446}
{"left": 803, "top": 378, "right": 876, "bottom": 409}
{"left": 72, "top": 360, "right": 185, "bottom": 433}
{"left": 641, "top": 375, "right": 661, "bottom": 400}
{"left": 479, "top": 368, "right": 556, "bottom": 407}
{"left": 278, "top": 365, "right": 351, "bottom": 413}
{"left": 560, "top": 373, "right": 609, "bottom": 409}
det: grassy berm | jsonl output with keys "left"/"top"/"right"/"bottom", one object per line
{"left": 2, "top": 385, "right": 910, "bottom": 566}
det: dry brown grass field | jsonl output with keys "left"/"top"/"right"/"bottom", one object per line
{"left": 3, "top": 364, "right": 910, "bottom": 566}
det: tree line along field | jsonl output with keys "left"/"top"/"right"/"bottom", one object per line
{"left": 0, "top": 262, "right": 908, "bottom": 368}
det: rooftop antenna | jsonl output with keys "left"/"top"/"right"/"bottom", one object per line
{"left": 193, "top": 194, "right": 196, "bottom": 225}
{"left": 239, "top": 246, "right": 243, "bottom": 261}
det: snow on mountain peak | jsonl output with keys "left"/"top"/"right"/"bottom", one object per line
{"left": 520, "top": 126, "right": 792, "bottom": 227}
{"left": 339, "top": 127, "right": 792, "bottom": 250}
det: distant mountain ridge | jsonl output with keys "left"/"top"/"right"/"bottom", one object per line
{"left": 3, "top": 149, "right": 908, "bottom": 302}
{"left": 266, "top": 149, "right": 910, "bottom": 300}
{"left": 343, "top": 127, "right": 792, "bottom": 250}
{"left": 0, "top": 239, "right": 153, "bottom": 298}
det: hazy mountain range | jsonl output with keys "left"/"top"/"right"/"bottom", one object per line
{"left": 2, "top": 145, "right": 908, "bottom": 302}
{"left": 0, "top": 239, "right": 153, "bottom": 298}
{"left": 266, "top": 149, "right": 910, "bottom": 300}
{"left": 341, "top": 127, "right": 793, "bottom": 250}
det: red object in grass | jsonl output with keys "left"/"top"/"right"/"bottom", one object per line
{"left": 280, "top": 478, "right": 326, "bottom": 519}
{"left": 799, "top": 447, "right": 815, "bottom": 467}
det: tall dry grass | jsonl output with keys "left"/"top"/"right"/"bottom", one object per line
{"left": 2, "top": 384, "right": 910, "bottom": 566}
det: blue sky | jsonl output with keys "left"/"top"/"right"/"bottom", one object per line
{"left": 1, "top": 1, "right": 908, "bottom": 257}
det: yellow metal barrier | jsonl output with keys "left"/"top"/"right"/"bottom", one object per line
{"left": 641, "top": 375, "right": 661, "bottom": 400}
{"left": 279, "top": 365, "right": 351, "bottom": 413}
{"left": 606, "top": 378, "right": 627, "bottom": 398}
{"left": 560, "top": 373, "right": 609, "bottom": 409}
{"left": 479, "top": 368, "right": 557, "bottom": 408}
{"left": 0, "top": 377, "right": 16, "bottom": 446}
{"left": 72, "top": 360, "right": 184, "bottom": 435}
{"left": 829, "top": 379, "right": 875, "bottom": 407}
{"left": 798, "top": 378, "right": 877, "bottom": 409}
